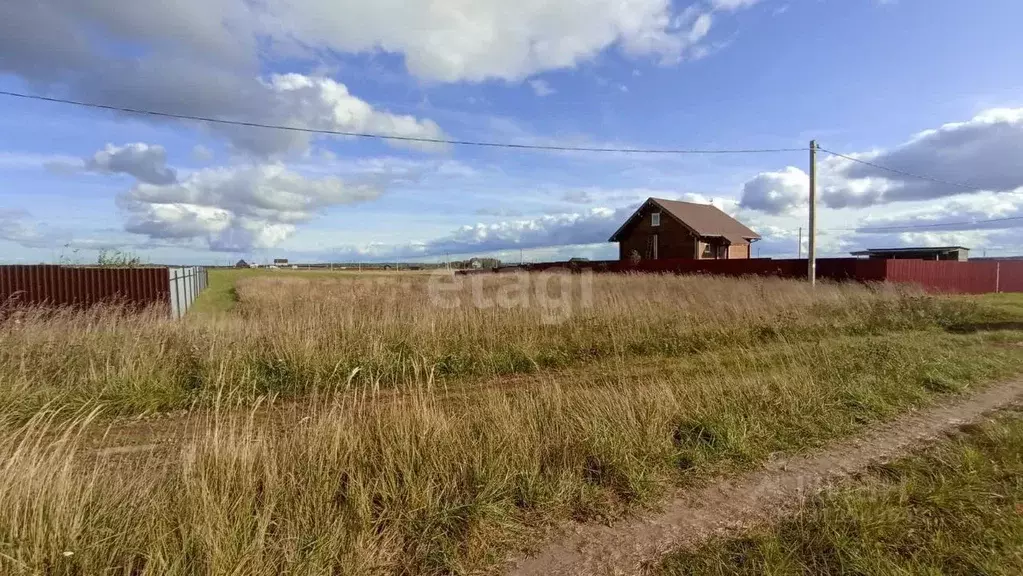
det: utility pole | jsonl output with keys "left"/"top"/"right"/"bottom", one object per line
{"left": 798, "top": 226, "right": 802, "bottom": 259}
{"left": 808, "top": 140, "right": 818, "bottom": 286}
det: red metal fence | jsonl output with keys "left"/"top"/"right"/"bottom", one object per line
{"left": 995, "top": 261, "right": 1023, "bottom": 293}
{"left": 463, "top": 258, "right": 1023, "bottom": 295}
{"left": 0, "top": 265, "right": 171, "bottom": 310}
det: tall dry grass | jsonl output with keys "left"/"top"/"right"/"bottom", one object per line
{"left": 0, "top": 273, "right": 984, "bottom": 420}
{"left": 1, "top": 329, "right": 1021, "bottom": 575}
{"left": 0, "top": 273, "right": 1020, "bottom": 574}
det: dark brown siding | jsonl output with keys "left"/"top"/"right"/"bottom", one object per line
{"left": 0, "top": 265, "right": 171, "bottom": 311}
{"left": 617, "top": 203, "right": 698, "bottom": 261}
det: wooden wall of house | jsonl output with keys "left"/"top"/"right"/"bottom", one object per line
{"left": 617, "top": 203, "right": 698, "bottom": 261}
{"left": 728, "top": 243, "right": 751, "bottom": 260}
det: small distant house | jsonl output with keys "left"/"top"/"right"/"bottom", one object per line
{"left": 851, "top": 246, "right": 970, "bottom": 261}
{"left": 273, "top": 258, "right": 289, "bottom": 266}
{"left": 470, "top": 258, "right": 483, "bottom": 269}
{"left": 609, "top": 198, "right": 760, "bottom": 261}
{"left": 234, "top": 259, "right": 249, "bottom": 268}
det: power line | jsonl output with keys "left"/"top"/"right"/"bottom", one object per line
{"left": 0, "top": 89, "right": 807, "bottom": 155}
{"left": 821, "top": 215, "right": 1023, "bottom": 233}
{"left": 818, "top": 148, "right": 990, "bottom": 194}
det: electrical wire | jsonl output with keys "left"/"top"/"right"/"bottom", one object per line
{"left": 0, "top": 90, "right": 807, "bottom": 155}
{"left": 819, "top": 215, "right": 1023, "bottom": 233}
{"left": 818, "top": 147, "right": 990, "bottom": 194}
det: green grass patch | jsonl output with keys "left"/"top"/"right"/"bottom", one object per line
{"left": 660, "top": 411, "right": 1023, "bottom": 576}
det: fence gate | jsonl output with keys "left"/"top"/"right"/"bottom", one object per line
{"left": 168, "top": 267, "right": 208, "bottom": 319}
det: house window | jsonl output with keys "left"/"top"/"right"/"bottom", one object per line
{"left": 651, "top": 212, "right": 661, "bottom": 227}
{"left": 701, "top": 243, "right": 714, "bottom": 259}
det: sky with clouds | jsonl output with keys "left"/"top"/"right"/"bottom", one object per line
{"left": 2, "top": 0, "right": 1023, "bottom": 264}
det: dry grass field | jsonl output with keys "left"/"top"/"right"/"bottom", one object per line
{"left": 2, "top": 270, "right": 1022, "bottom": 574}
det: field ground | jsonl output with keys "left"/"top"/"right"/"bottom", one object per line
{"left": 189, "top": 268, "right": 430, "bottom": 316}
{"left": 511, "top": 378, "right": 1023, "bottom": 575}
{"left": 660, "top": 408, "right": 1023, "bottom": 575}
{"left": 2, "top": 270, "right": 1023, "bottom": 574}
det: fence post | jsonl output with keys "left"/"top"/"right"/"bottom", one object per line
{"left": 996, "top": 262, "right": 1001, "bottom": 293}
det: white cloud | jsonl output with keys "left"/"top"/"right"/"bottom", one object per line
{"left": 260, "top": 74, "right": 447, "bottom": 155}
{"left": 854, "top": 192, "right": 1023, "bottom": 234}
{"left": 2, "top": 0, "right": 755, "bottom": 91}
{"left": 529, "top": 79, "right": 556, "bottom": 97}
{"left": 0, "top": 210, "right": 48, "bottom": 248}
{"left": 1, "top": 1, "right": 769, "bottom": 157}
{"left": 83, "top": 143, "right": 178, "bottom": 185}
{"left": 823, "top": 108, "right": 1023, "bottom": 208}
{"left": 739, "top": 108, "right": 1023, "bottom": 214}
{"left": 0, "top": 2, "right": 445, "bottom": 158}
{"left": 739, "top": 166, "right": 807, "bottom": 215}
{"left": 119, "top": 164, "right": 382, "bottom": 251}
{"left": 711, "top": 0, "right": 760, "bottom": 11}
{"left": 266, "top": 1, "right": 729, "bottom": 82}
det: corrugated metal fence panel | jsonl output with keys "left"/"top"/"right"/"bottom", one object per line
{"left": 0, "top": 265, "right": 171, "bottom": 309}
{"left": 459, "top": 258, "right": 1018, "bottom": 295}
{"left": 995, "top": 261, "right": 1023, "bottom": 293}
{"left": 883, "top": 260, "right": 998, "bottom": 294}
{"left": 167, "top": 266, "right": 209, "bottom": 319}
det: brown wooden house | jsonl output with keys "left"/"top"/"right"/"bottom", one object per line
{"left": 608, "top": 198, "right": 760, "bottom": 261}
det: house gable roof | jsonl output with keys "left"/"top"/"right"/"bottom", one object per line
{"left": 608, "top": 198, "right": 761, "bottom": 244}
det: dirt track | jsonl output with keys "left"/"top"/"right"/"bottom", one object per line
{"left": 505, "top": 378, "right": 1023, "bottom": 576}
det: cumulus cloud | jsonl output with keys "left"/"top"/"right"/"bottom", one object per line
{"left": 853, "top": 192, "right": 1023, "bottom": 234}
{"left": 739, "top": 166, "right": 807, "bottom": 215}
{"left": 0, "top": 0, "right": 770, "bottom": 157}
{"left": 0, "top": 210, "right": 48, "bottom": 248}
{"left": 82, "top": 143, "right": 178, "bottom": 185}
{"left": 824, "top": 109, "right": 1023, "bottom": 207}
{"left": 1, "top": 0, "right": 755, "bottom": 104}
{"left": 265, "top": 1, "right": 729, "bottom": 82}
{"left": 0, "top": 2, "right": 445, "bottom": 157}
{"left": 119, "top": 164, "right": 382, "bottom": 251}
{"left": 738, "top": 108, "right": 1023, "bottom": 213}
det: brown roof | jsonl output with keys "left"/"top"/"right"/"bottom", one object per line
{"left": 609, "top": 198, "right": 761, "bottom": 244}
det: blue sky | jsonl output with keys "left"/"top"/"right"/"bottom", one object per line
{"left": 2, "top": 0, "right": 1023, "bottom": 264}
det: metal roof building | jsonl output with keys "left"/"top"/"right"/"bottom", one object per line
{"left": 850, "top": 246, "right": 970, "bottom": 261}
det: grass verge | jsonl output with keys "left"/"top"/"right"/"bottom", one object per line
{"left": 2, "top": 330, "right": 1023, "bottom": 575}
{"left": 0, "top": 275, "right": 1005, "bottom": 420}
{"left": 660, "top": 410, "right": 1023, "bottom": 575}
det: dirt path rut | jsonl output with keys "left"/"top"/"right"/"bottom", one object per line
{"left": 506, "top": 378, "right": 1023, "bottom": 576}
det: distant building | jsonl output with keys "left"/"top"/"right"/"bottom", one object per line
{"left": 850, "top": 246, "right": 969, "bottom": 261}
{"left": 609, "top": 197, "right": 760, "bottom": 261}
{"left": 234, "top": 259, "right": 249, "bottom": 268}
{"left": 273, "top": 258, "right": 289, "bottom": 265}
